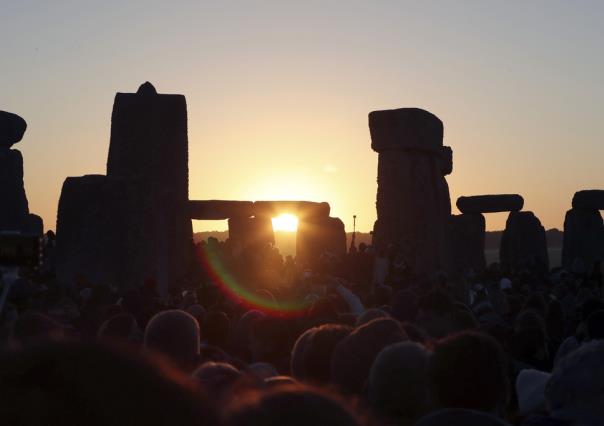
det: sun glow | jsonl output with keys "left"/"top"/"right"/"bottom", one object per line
{"left": 272, "top": 214, "right": 299, "bottom": 232}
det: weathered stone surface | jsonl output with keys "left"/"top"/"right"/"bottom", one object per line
{"left": 0, "top": 111, "right": 27, "bottom": 149}
{"left": 188, "top": 200, "right": 330, "bottom": 221}
{"left": 228, "top": 216, "right": 275, "bottom": 248}
{"left": 371, "top": 147, "right": 450, "bottom": 276}
{"left": 22, "top": 214, "right": 43, "bottom": 236}
{"left": 500, "top": 211, "right": 549, "bottom": 271}
{"left": 369, "top": 108, "right": 443, "bottom": 153}
{"left": 56, "top": 175, "right": 189, "bottom": 292}
{"left": 456, "top": 194, "right": 524, "bottom": 214}
{"left": 447, "top": 213, "right": 486, "bottom": 275}
{"left": 0, "top": 149, "right": 29, "bottom": 231}
{"left": 562, "top": 208, "right": 604, "bottom": 270}
{"left": 253, "top": 201, "right": 330, "bottom": 219}
{"left": 189, "top": 200, "right": 255, "bottom": 220}
{"left": 107, "top": 83, "right": 189, "bottom": 202}
{"left": 572, "top": 190, "right": 604, "bottom": 211}
{"left": 440, "top": 146, "right": 453, "bottom": 176}
{"left": 56, "top": 83, "right": 192, "bottom": 294}
{"left": 297, "top": 216, "right": 346, "bottom": 263}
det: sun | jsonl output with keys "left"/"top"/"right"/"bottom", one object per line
{"left": 272, "top": 214, "right": 299, "bottom": 232}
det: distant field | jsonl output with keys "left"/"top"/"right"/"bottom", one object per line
{"left": 195, "top": 231, "right": 564, "bottom": 267}
{"left": 485, "top": 248, "right": 562, "bottom": 268}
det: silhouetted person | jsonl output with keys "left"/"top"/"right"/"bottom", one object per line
{"left": 330, "top": 317, "right": 407, "bottom": 394}
{"left": 0, "top": 341, "right": 218, "bottom": 425}
{"left": 368, "top": 342, "right": 431, "bottom": 425}
{"left": 429, "top": 331, "right": 509, "bottom": 417}
{"left": 144, "top": 310, "right": 200, "bottom": 371}
{"left": 224, "top": 385, "right": 363, "bottom": 426}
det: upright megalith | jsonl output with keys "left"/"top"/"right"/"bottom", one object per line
{"left": 0, "top": 111, "right": 43, "bottom": 235}
{"left": 447, "top": 213, "right": 486, "bottom": 275}
{"left": 450, "top": 194, "right": 535, "bottom": 275}
{"left": 228, "top": 216, "right": 275, "bottom": 249}
{"left": 107, "top": 81, "right": 189, "bottom": 201}
{"left": 562, "top": 190, "right": 604, "bottom": 270}
{"left": 56, "top": 83, "right": 191, "bottom": 294}
{"left": 296, "top": 216, "right": 346, "bottom": 264}
{"left": 370, "top": 108, "right": 450, "bottom": 276}
{"left": 500, "top": 211, "right": 548, "bottom": 272}
{"left": 457, "top": 194, "right": 524, "bottom": 214}
{"left": 56, "top": 175, "right": 159, "bottom": 288}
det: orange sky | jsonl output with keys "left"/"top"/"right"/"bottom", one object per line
{"left": 2, "top": 2, "right": 603, "bottom": 234}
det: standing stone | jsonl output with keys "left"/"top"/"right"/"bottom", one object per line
{"left": 56, "top": 83, "right": 191, "bottom": 294}
{"left": 0, "top": 111, "right": 43, "bottom": 235}
{"left": 0, "top": 111, "right": 27, "bottom": 150}
{"left": 228, "top": 216, "right": 275, "bottom": 248}
{"left": 500, "top": 211, "right": 549, "bottom": 272}
{"left": 562, "top": 207, "right": 604, "bottom": 270}
{"left": 448, "top": 213, "right": 486, "bottom": 276}
{"left": 0, "top": 149, "right": 29, "bottom": 231}
{"left": 296, "top": 216, "right": 346, "bottom": 264}
{"left": 56, "top": 175, "right": 159, "bottom": 289}
{"left": 370, "top": 108, "right": 450, "bottom": 276}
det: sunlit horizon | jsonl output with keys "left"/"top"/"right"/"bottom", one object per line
{"left": 2, "top": 2, "right": 603, "bottom": 235}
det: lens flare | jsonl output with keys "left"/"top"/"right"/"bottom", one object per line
{"left": 199, "top": 244, "right": 310, "bottom": 317}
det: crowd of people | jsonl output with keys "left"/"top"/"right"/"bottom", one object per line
{"left": 0, "top": 235, "right": 603, "bottom": 425}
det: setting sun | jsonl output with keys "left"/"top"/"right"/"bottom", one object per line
{"left": 272, "top": 214, "right": 299, "bottom": 232}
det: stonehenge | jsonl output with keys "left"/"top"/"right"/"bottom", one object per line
{"left": 562, "top": 190, "right": 604, "bottom": 270}
{"left": 56, "top": 83, "right": 192, "bottom": 294}
{"left": 370, "top": 108, "right": 451, "bottom": 276}
{"left": 190, "top": 199, "right": 344, "bottom": 262}
{"left": 449, "top": 193, "right": 548, "bottom": 274}
{"left": 447, "top": 213, "right": 486, "bottom": 275}
{"left": 0, "top": 111, "right": 43, "bottom": 235}
{"left": 55, "top": 82, "right": 345, "bottom": 292}
{"left": 500, "top": 211, "right": 548, "bottom": 272}
{"left": 457, "top": 194, "right": 524, "bottom": 214}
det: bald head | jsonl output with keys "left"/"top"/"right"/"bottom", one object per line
{"left": 144, "top": 310, "right": 200, "bottom": 368}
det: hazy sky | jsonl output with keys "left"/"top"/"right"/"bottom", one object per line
{"left": 2, "top": 1, "right": 603, "bottom": 233}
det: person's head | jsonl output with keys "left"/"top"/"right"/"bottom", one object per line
{"left": 203, "top": 311, "right": 230, "bottom": 348}
{"left": 355, "top": 308, "right": 390, "bottom": 327}
{"left": 303, "top": 324, "right": 352, "bottom": 384}
{"left": 224, "top": 384, "right": 362, "bottom": 426}
{"left": 144, "top": 310, "right": 200, "bottom": 370}
{"left": 417, "top": 290, "right": 455, "bottom": 338}
{"left": 192, "top": 362, "right": 242, "bottom": 402}
{"left": 331, "top": 318, "right": 407, "bottom": 394}
{"left": 0, "top": 341, "right": 217, "bottom": 425}
{"left": 290, "top": 327, "right": 317, "bottom": 381}
{"left": 250, "top": 317, "right": 293, "bottom": 367}
{"left": 429, "top": 331, "right": 509, "bottom": 416}
{"left": 231, "top": 310, "right": 265, "bottom": 362}
{"left": 368, "top": 342, "right": 431, "bottom": 424}
{"left": 546, "top": 340, "right": 604, "bottom": 425}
